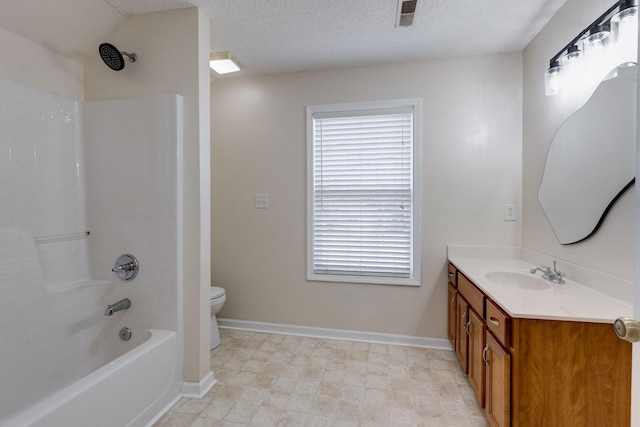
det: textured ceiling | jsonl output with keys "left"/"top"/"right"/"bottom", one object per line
{"left": 106, "top": 0, "right": 568, "bottom": 78}
{"left": 1, "top": 0, "right": 567, "bottom": 77}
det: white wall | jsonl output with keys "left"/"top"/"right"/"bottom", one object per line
{"left": 522, "top": 0, "right": 634, "bottom": 280}
{"left": 84, "top": 7, "right": 211, "bottom": 384}
{"left": 211, "top": 54, "right": 523, "bottom": 339}
{"left": 0, "top": 26, "right": 84, "bottom": 100}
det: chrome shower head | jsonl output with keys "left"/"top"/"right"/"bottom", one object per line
{"left": 99, "top": 43, "right": 137, "bottom": 71}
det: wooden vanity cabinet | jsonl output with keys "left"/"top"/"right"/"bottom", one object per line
{"left": 468, "top": 308, "right": 486, "bottom": 408}
{"left": 447, "top": 283, "right": 457, "bottom": 346}
{"left": 485, "top": 331, "right": 510, "bottom": 427}
{"left": 446, "top": 261, "right": 632, "bottom": 427}
{"left": 483, "top": 298, "right": 511, "bottom": 426}
{"left": 454, "top": 266, "right": 487, "bottom": 387}
{"left": 510, "top": 319, "right": 631, "bottom": 427}
{"left": 447, "top": 264, "right": 457, "bottom": 347}
{"left": 454, "top": 296, "right": 469, "bottom": 374}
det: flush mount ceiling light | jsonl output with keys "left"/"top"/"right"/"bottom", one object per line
{"left": 396, "top": 0, "right": 417, "bottom": 27}
{"left": 544, "top": 0, "right": 637, "bottom": 96}
{"left": 209, "top": 52, "right": 240, "bottom": 74}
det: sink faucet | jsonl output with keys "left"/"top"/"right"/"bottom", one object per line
{"left": 104, "top": 298, "right": 131, "bottom": 316}
{"left": 530, "top": 261, "right": 565, "bottom": 284}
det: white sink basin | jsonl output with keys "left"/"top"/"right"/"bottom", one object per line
{"left": 485, "top": 271, "right": 551, "bottom": 290}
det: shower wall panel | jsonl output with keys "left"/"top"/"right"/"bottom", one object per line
{"left": 84, "top": 94, "right": 182, "bottom": 332}
{"left": 0, "top": 79, "right": 89, "bottom": 287}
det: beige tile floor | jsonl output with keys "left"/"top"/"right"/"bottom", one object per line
{"left": 154, "top": 329, "right": 488, "bottom": 427}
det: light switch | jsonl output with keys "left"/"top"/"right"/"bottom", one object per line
{"left": 255, "top": 194, "right": 268, "bottom": 209}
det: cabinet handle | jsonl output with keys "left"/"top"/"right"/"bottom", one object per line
{"left": 488, "top": 316, "right": 500, "bottom": 327}
{"left": 465, "top": 320, "right": 471, "bottom": 336}
{"left": 448, "top": 271, "right": 454, "bottom": 277}
{"left": 461, "top": 312, "right": 467, "bottom": 322}
{"left": 450, "top": 297, "right": 455, "bottom": 311}
{"left": 482, "top": 344, "right": 489, "bottom": 365}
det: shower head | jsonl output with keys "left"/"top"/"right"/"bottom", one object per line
{"left": 99, "top": 43, "right": 137, "bottom": 71}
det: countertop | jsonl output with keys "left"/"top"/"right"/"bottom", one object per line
{"left": 448, "top": 246, "right": 633, "bottom": 324}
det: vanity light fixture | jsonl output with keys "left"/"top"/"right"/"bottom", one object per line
{"left": 209, "top": 52, "right": 240, "bottom": 74}
{"left": 544, "top": 0, "right": 638, "bottom": 96}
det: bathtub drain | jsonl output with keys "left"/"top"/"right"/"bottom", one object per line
{"left": 119, "top": 327, "right": 132, "bottom": 341}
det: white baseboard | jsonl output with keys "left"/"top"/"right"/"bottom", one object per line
{"left": 217, "top": 318, "right": 453, "bottom": 351}
{"left": 181, "top": 371, "right": 216, "bottom": 399}
{"left": 145, "top": 394, "right": 181, "bottom": 427}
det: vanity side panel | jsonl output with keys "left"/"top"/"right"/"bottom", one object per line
{"left": 511, "top": 319, "right": 631, "bottom": 427}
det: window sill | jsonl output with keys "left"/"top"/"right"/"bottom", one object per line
{"left": 307, "top": 272, "right": 420, "bottom": 287}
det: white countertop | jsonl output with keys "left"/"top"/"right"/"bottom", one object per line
{"left": 448, "top": 246, "right": 633, "bottom": 324}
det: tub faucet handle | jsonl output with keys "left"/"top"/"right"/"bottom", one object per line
{"left": 112, "top": 254, "right": 139, "bottom": 281}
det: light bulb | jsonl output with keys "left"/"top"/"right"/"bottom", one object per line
{"left": 544, "top": 60, "right": 563, "bottom": 96}
{"left": 560, "top": 45, "right": 582, "bottom": 67}
{"left": 612, "top": 1, "right": 638, "bottom": 50}
{"left": 583, "top": 24, "right": 611, "bottom": 55}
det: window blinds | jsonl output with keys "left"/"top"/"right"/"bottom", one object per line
{"left": 311, "top": 108, "right": 414, "bottom": 279}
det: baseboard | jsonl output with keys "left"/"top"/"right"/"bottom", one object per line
{"left": 181, "top": 371, "right": 216, "bottom": 399}
{"left": 217, "top": 318, "right": 453, "bottom": 351}
{"left": 145, "top": 394, "right": 181, "bottom": 427}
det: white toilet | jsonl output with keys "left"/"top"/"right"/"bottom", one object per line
{"left": 210, "top": 286, "right": 226, "bottom": 349}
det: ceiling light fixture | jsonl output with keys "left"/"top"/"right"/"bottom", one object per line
{"left": 209, "top": 52, "right": 240, "bottom": 74}
{"left": 544, "top": 0, "right": 637, "bottom": 96}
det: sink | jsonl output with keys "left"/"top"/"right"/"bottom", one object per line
{"left": 485, "top": 271, "right": 552, "bottom": 290}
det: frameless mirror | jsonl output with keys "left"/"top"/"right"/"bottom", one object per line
{"left": 538, "top": 64, "right": 636, "bottom": 244}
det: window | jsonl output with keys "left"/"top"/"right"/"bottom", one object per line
{"left": 306, "top": 99, "right": 421, "bottom": 286}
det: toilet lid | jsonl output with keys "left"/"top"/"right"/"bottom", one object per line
{"left": 210, "top": 286, "right": 225, "bottom": 300}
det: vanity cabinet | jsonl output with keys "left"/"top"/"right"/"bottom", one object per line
{"left": 451, "top": 264, "right": 487, "bottom": 400}
{"left": 485, "top": 331, "right": 510, "bottom": 427}
{"left": 447, "top": 280, "right": 457, "bottom": 346}
{"left": 454, "top": 296, "right": 469, "bottom": 374}
{"left": 446, "top": 262, "right": 631, "bottom": 427}
{"left": 468, "top": 308, "right": 486, "bottom": 408}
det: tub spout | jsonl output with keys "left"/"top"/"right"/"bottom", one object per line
{"left": 104, "top": 298, "right": 131, "bottom": 316}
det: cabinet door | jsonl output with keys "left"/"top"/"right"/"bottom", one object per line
{"left": 485, "top": 332, "right": 510, "bottom": 427}
{"left": 468, "top": 308, "right": 486, "bottom": 408}
{"left": 447, "top": 283, "right": 457, "bottom": 347}
{"left": 455, "top": 297, "right": 469, "bottom": 374}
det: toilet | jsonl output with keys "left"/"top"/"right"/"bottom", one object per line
{"left": 210, "top": 286, "right": 226, "bottom": 349}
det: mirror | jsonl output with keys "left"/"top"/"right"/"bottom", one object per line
{"left": 538, "top": 64, "right": 636, "bottom": 244}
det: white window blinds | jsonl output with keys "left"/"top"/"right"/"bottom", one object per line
{"left": 309, "top": 104, "right": 416, "bottom": 282}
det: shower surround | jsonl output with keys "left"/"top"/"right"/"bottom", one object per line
{"left": 0, "top": 79, "right": 183, "bottom": 425}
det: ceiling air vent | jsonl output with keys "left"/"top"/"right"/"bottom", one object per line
{"left": 396, "top": 0, "right": 417, "bottom": 28}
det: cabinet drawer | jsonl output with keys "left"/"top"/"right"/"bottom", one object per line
{"left": 448, "top": 263, "right": 457, "bottom": 287}
{"left": 486, "top": 299, "right": 510, "bottom": 348}
{"left": 458, "top": 273, "right": 484, "bottom": 317}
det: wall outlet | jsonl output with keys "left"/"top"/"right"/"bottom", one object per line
{"left": 504, "top": 204, "right": 516, "bottom": 221}
{"left": 255, "top": 194, "right": 269, "bottom": 209}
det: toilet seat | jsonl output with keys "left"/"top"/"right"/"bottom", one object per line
{"left": 210, "top": 286, "right": 225, "bottom": 300}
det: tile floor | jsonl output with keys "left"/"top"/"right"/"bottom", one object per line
{"left": 154, "top": 329, "right": 488, "bottom": 427}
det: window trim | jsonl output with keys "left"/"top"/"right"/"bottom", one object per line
{"left": 306, "top": 99, "right": 422, "bottom": 286}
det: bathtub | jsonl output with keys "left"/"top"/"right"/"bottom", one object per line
{"left": 2, "top": 329, "right": 179, "bottom": 427}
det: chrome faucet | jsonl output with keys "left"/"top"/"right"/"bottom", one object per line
{"left": 530, "top": 261, "right": 565, "bottom": 284}
{"left": 104, "top": 298, "right": 131, "bottom": 316}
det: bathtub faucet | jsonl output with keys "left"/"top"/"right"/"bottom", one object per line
{"left": 104, "top": 298, "right": 131, "bottom": 316}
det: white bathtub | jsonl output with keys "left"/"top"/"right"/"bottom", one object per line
{"left": 2, "top": 329, "right": 179, "bottom": 427}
